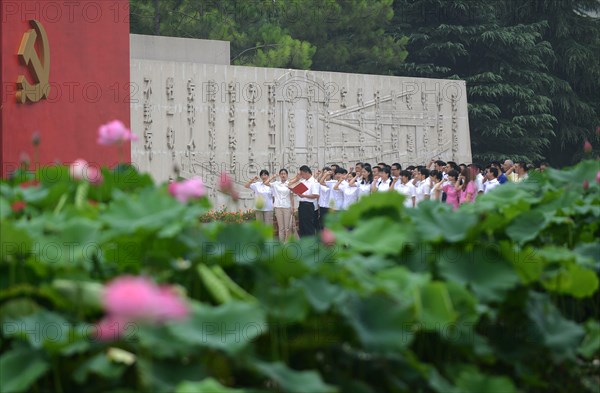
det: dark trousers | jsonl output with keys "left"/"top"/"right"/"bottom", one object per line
{"left": 319, "top": 207, "right": 329, "bottom": 230}
{"left": 298, "top": 201, "right": 316, "bottom": 237}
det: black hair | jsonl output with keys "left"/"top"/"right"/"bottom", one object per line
{"left": 279, "top": 168, "right": 288, "bottom": 174}
{"left": 419, "top": 168, "right": 430, "bottom": 177}
{"left": 373, "top": 165, "right": 381, "bottom": 172}
{"left": 430, "top": 169, "right": 439, "bottom": 177}
{"left": 335, "top": 167, "right": 346, "bottom": 175}
{"left": 391, "top": 162, "right": 402, "bottom": 171}
{"left": 406, "top": 165, "right": 416, "bottom": 171}
{"left": 435, "top": 160, "right": 446, "bottom": 167}
{"left": 447, "top": 169, "right": 459, "bottom": 179}
{"left": 380, "top": 166, "right": 392, "bottom": 184}
{"left": 517, "top": 162, "right": 529, "bottom": 172}
{"left": 259, "top": 169, "right": 270, "bottom": 176}
{"left": 434, "top": 171, "right": 443, "bottom": 182}
{"left": 448, "top": 162, "right": 460, "bottom": 171}
{"left": 299, "top": 165, "right": 312, "bottom": 174}
{"left": 400, "top": 170, "right": 412, "bottom": 179}
{"left": 488, "top": 167, "right": 499, "bottom": 178}
{"left": 362, "top": 166, "right": 373, "bottom": 184}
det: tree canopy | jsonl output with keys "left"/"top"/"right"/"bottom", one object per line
{"left": 130, "top": 0, "right": 600, "bottom": 166}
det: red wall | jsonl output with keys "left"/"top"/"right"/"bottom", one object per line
{"left": 1, "top": 0, "right": 130, "bottom": 176}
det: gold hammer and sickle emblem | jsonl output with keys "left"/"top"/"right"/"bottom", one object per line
{"left": 16, "top": 20, "right": 50, "bottom": 104}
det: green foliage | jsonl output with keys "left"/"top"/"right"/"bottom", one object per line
{"left": 129, "top": 0, "right": 408, "bottom": 73}
{"left": 1, "top": 160, "right": 598, "bottom": 392}
{"left": 391, "top": 0, "right": 600, "bottom": 164}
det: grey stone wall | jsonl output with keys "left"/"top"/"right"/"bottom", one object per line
{"left": 130, "top": 37, "right": 471, "bottom": 209}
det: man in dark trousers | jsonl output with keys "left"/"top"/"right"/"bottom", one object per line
{"left": 288, "top": 165, "right": 320, "bottom": 237}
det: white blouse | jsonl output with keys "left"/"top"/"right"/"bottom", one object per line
{"left": 249, "top": 182, "right": 274, "bottom": 211}
{"left": 271, "top": 180, "right": 292, "bottom": 208}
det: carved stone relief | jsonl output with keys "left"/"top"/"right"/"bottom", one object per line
{"left": 131, "top": 62, "right": 471, "bottom": 209}
{"left": 227, "top": 81, "right": 237, "bottom": 175}
{"left": 183, "top": 79, "right": 197, "bottom": 174}
{"left": 142, "top": 77, "right": 153, "bottom": 160}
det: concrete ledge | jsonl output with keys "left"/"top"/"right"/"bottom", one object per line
{"left": 130, "top": 34, "right": 230, "bottom": 64}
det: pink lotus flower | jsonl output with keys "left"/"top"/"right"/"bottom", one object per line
{"left": 69, "top": 159, "right": 103, "bottom": 184}
{"left": 97, "top": 120, "right": 138, "bottom": 145}
{"left": 11, "top": 200, "right": 26, "bottom": 213}
{"left": 168, "top": 177, "right": 206, "bottom": 203}
{"left": 584, "top": 140, "right": 592, "bottom": 153}
{"left": 596, "top": 171, "right": 600, "bottom": 183}
{"left": 19, "top": 180, "right": 39, "bottom": 189}
{"left": 103, "top": 276, "right": 160, "bottom": 321}
{"left": 321, "top": 228, "right": 336, "bottom": 247}
{"left": 97, "top": 276, "right": 189, "bottom": 341}
{"left": 94, "top": 315, "right": 129, "bottom": 342}
{"left": 153, "top": 287, "right": 189, "bottom": 322}
{"left": 218, "top": 172, "right": 233, "bottom": 192}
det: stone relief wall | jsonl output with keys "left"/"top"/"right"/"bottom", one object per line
{"left": 130, "top": 61, "right": 471, "bottom": 209}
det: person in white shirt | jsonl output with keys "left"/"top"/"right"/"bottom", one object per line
{"left": 317, "top": 167, "right": 335, "bottom": 229}
{"left": 372, "top": 165, "right": 383, "bottom": 187}
{"left": 372, "top": 166, "right": 393, "bottom": 192}
{"left": 349, "top": 165, "right": 373, "bottom": 200}
{"left": 414, "top": 168, "right": 431, "bottom": 205}
{"left": 269, "top": 169, "right": 295, "bottom": 241}
{"left": 513, "top": 162, "right": 529, "bottom": 183}
{"left": 392, "top": 170, "right": 416, "bottom": 208}
{"left": 484, "top": 167, "right": 500, "bottom": 193}
{"left": 429, "top": 170, "right": 443, "bottom": 201}
{"left": 287, "top": 165, "right": 320, "bottom": 237}
{"left": 331, "top": 168, "right": 349, "bottom": 210}
{"left": 245, "top": 169, "right": 274, "bottom": 226}
{"left": 354, "top": 162, "right": 364, "bottom": 183}
{"left": 342, "top": 171, "right": 360, "bottom": 209}
{"left": 469, "top": 164, "right": 485, "bottom": 194}
{"left": 390, "top": 162, "right": 402, "bottom": 180}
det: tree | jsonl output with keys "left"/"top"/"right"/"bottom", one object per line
{"left": 390, "top": 0, "right": 600, "bottom": 165}
{"left": 390, "top": 0, "right": 557, "bottom": 164}
{"left": 499, "top": 0, "right": 600, "bottom": 166}
{"left": 129, "top": 0, "right": 408, "bottom": 72}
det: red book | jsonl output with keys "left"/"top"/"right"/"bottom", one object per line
{"left": 290, "top": 182, "right": 309, "bottom": 196}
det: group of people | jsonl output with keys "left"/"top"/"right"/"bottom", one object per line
{"left": 245, "top": 158, "right": 542, "bottom": 240}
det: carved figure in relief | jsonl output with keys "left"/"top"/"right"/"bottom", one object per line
{"left": 405, "top": 94, "right": 413, "bottom": 110}
{"left": 340, "top": 87, "right": 347, "bottom": 108}
{"left": 357, "top": 88, "right": 364, "bottom": 107}
{"left": 166, "top": 127, "right": 175, "bottom": 150}
{"left": 407, "top": 132, "right": 415, "bottom": 153}
{"left": 166, "top": 77, "right": 174, "bottom": 101}
{"left": 391, "top": 125, "right": 399, "bottom": 150}
{"left": 307, "top": 84, "right": 315, "bottom": 106}
{"left": 421, "top": 91, "right": 427, "bottom": 109}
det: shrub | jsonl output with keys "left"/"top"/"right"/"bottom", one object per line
{"left": 1, "top": 160, "right": 598, "bottom": 393}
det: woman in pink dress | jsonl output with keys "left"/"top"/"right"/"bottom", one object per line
{"left": 458, "top": 168, "right": 477, "bottom": 204}
{"left": 434, "top": 169, "right": 460, "bottom": 210}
